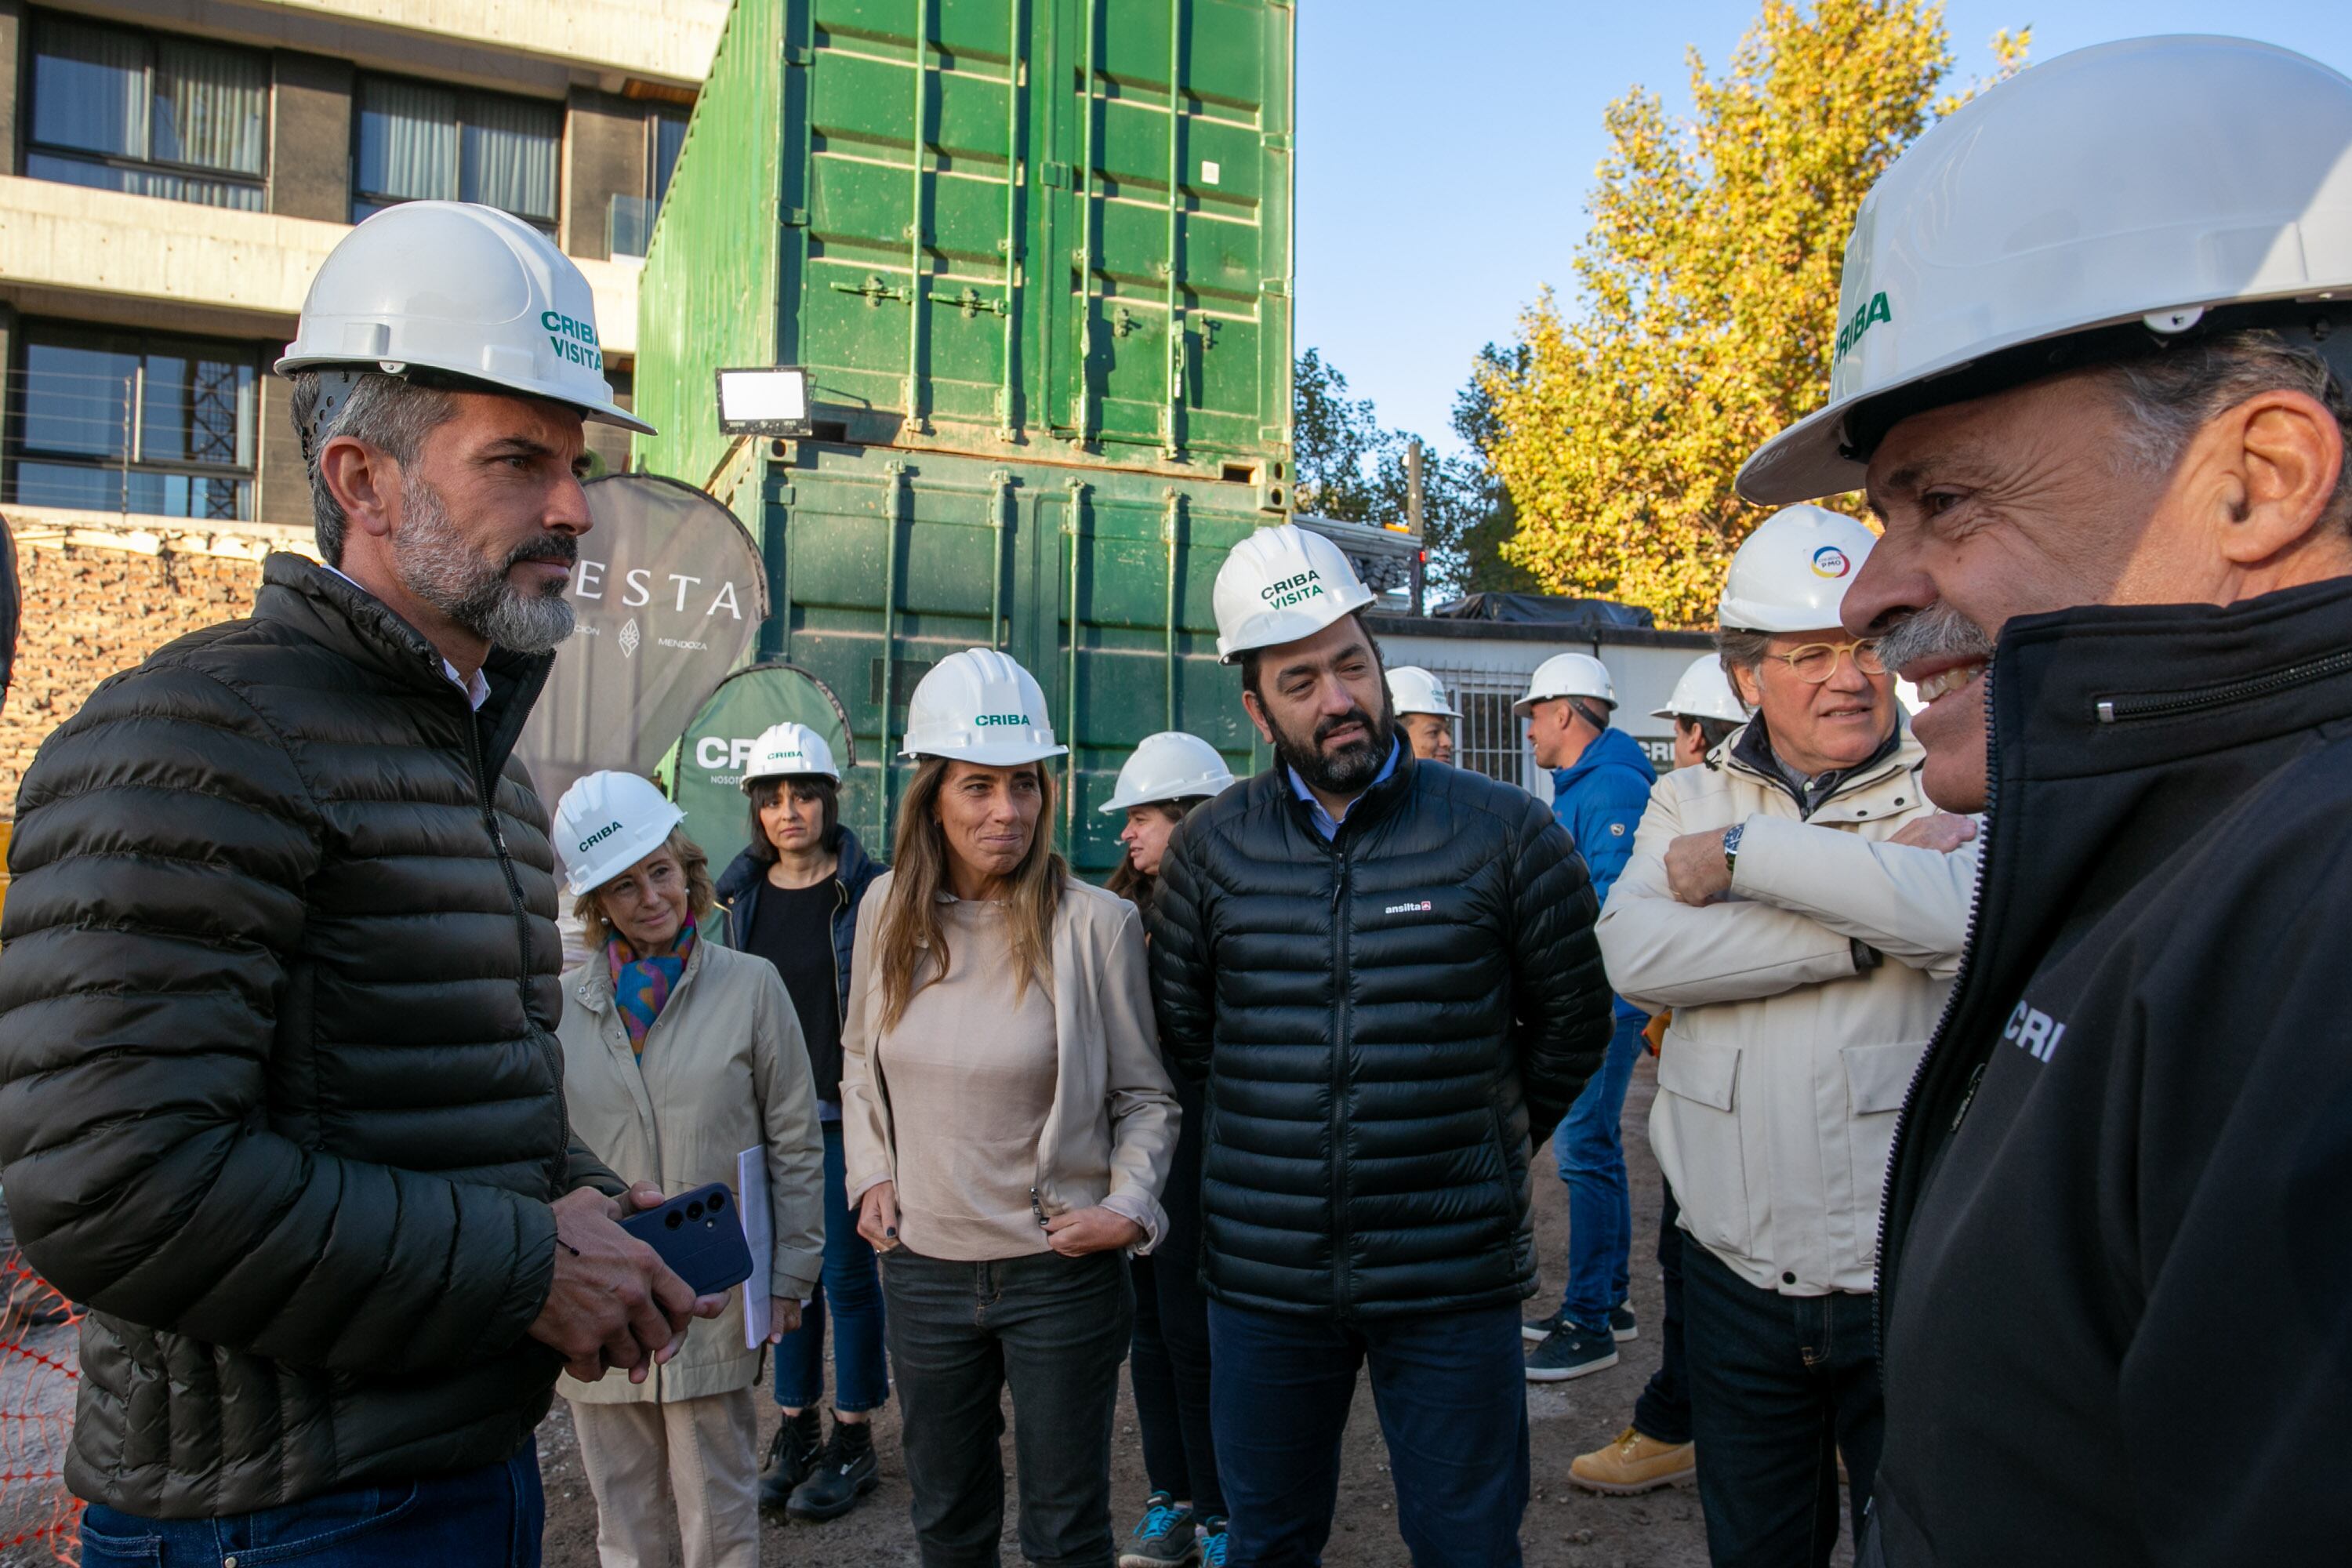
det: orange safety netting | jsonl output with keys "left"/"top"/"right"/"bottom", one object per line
{"left": 0, "top": 1246, "right": 79, "bottom": 1565}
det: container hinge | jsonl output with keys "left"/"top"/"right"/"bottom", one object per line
{"left": 780, "top": 204, "right": 809, "bottom": 227}
{"left": 1261, "top": 278, "right": 1288, "bottom": 297}
{"left": 934, "top": 285, "right": 1009, "bottom": 318}
{"left": 833, "top": 274, "right": 912, "bottom": 307}
{"left": 783, "top": 42, "right": 812, "bottom": 66}
{"left": 1042, "top": 162, "right": 1074, "bottom": 190}
{"left": 1261, "top": 132, "right": 1292, "bottom": 151}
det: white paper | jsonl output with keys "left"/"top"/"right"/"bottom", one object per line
{"left": 737, "top": 1145, "right": 771, "bottom": 1349}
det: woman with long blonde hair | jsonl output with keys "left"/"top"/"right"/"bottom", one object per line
{"left": 840, "top": 648, "right": 1178, "bottom": 1566}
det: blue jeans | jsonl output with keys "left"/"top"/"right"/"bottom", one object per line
{"left": 80, "top": 1439, "right": 543, "bottom": 1567}
{"left": 1552, "top": 1011, "right": 1646, "bottom": 1334}
{"left": 775, "top": 1120, "right": 891, "bottom": 1412}
{"left": 1207, "top": 1301, "right": 1528, "bottom": 1567}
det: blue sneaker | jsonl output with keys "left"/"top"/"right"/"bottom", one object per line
{"left": 1120, "top": 1492, "right": 1199, "bottom": 1566}
{"left": 1610, "top": 1300, "right": 1639, "bottom": 1342}
{"left": 1199, "top": 1517, "right": 1229, "bottom": 1566}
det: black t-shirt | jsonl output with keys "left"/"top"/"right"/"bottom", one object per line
{"left": 743, "top": 876, "right": 844, "bottom": 1104}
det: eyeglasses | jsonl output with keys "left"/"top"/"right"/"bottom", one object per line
{"left": 1765, "top": 638, "right": 1887, "bottom": 684}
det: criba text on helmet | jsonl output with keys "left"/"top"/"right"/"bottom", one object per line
{"left": 972, "top": 713, "right": 1033, "bottom": 727}
{"left": 1259, "top": 570, "right": 1325, "bottom": 610}
{"left": 542, "top": 308, "right": 604, "bottom": 370}
{"left": 1834, "top": 290, "right": 1892, "bottom": 364}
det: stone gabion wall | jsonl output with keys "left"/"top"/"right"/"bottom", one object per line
{"left": 2, "top": 543, "right": 266, "bottom": 814}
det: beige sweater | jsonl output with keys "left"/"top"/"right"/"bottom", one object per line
{"left": 555, "top": 936, "right": 826, "bottom": 1404}
{"left": 842, "top": 874, "right": 1179, "bottom": 1254}
{"left": 877, "top": 898, "right": 1060, "bottom": 1258}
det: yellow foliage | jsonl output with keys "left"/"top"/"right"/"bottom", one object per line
{"left": 1482, "top": 2, "right": 2029, "bottom": 627}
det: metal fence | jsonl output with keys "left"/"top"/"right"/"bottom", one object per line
{"left": 1422, "top": 662, "right": 1544, "bottom": 800}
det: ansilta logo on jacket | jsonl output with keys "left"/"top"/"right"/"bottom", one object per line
{"left": 1810, "top": 545, "right": 1853, "bottom": 579}
{"left": 1384, "top": 899, "right": 1434, "bottom": 916}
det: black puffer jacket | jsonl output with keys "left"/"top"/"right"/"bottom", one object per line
{"left": 0, "top": 554, "right": 622, "bottom": 1518}
{"left": 1148, "top": 751, "right": 1613, "bottom": 1319}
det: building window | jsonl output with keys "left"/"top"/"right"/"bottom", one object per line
{"left": 4, "top": 323, "right": 258, "bottom": 521}
{"left": 611, "top": 107, "right": 690, "bottom": 260}
{"left": 353, "top": 75, "right": 561, "bottom": 233}
{"left": 23, "top": 12, "right": 267, "bottom": 211}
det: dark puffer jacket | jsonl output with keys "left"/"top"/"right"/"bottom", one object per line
{"left": 0, "top": 554, "right": 622, "bottom": 1519}
{"left": 1148, "top": 751, "right": 1613, "bottom": 1319}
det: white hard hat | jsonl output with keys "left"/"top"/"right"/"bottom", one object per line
{"left": 900, "top": 648, "right": 1068, "bottom": 767}
{"left": 554, "top": 770, "right": 687, "bottom": 898}
{"left": 1212, "top": 523, "right": 1377, "bottom": 662}
{"left": 1650, "top": 655, "right": 1749, "bottom": 724}
{"left": 739, "top": 721, "right": 840, "bottom": 789}
{"left": 1098, "top": 731, "right": 1236, "bottom": 815}
{"left": 1740, "top": 36, "right": 2352, "bottom": 504}
{"left": 1513, "top": 652, "right": 1615, "bottom": 717}
{"left": 277, "top": 201, "right": 653, "bottom": 454}
{"left": 1385, "top": 666, "right": 1459, "bottom": 719}
{"left": 1716, "top": 506, "right": 1878, "bottom": 633}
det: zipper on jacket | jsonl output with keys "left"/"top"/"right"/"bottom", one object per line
{"left": 2092, "top": 647, "right": 2352, "bottom": 724}
{"left": 1330, "top": 848, "right": 1354, "bottom": 1318}
{"left": 463, "top": 711, "right": 572, "bottom": 1169}
{"left": 1871, "top": 666, "right": 1994, "bottom": 1364}
{"left": 1947, "top": 1062, "right": 1987, "bottom": 1133}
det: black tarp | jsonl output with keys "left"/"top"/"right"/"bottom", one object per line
{"left": 1426, "top": 591, "right": 1653, "bottom": 630}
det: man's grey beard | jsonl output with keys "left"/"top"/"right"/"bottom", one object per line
{"left": 1875, "top": 601, "right": 1996, "bottom": 675}
{"left": 1272, "top": 699, "right": 1396, "bottom": 796}
{"left": 393, "top": 475, "right": 578, "bottom": 655}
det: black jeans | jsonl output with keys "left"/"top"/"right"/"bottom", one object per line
{"left": 1632, "top": 1187, "right": 1693, "bottom": 1446}
{"left": 1129, "top": 1074, "right": 1223, "bottom": 1516}
{"left": 1682, "top": 1241, "right": 1882, "bottom": 1567}
{"left": 882, "top": 1247, "right": 1134, "bottom": 1567}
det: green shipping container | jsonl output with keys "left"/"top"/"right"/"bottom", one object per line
{"left": 742, "top": 439, "right": 1266, "bottom": 873}
{"left": 635, "top": 0, "right": 1297, "bottom": 493}
{"left": 630, "top": 0, "right": 1298, "bottom": 873}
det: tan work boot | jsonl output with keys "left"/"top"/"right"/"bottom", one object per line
{"left": 1568, "top": 1427, "right": 1697, "bottom": 1496}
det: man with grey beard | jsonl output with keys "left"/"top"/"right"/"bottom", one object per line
{"left": 0, "top": 202, "right": 720, "bottom": 1567}
{"left": 1737, "top": 38, "right": 2352, "bottom": 1564}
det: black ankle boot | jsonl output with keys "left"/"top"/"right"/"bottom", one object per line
{"left": 759, "top": 1406, "right": 823, "bottom": 1511}
{"left": 787, "top": 1414, "right": 879, "bottom": 1521}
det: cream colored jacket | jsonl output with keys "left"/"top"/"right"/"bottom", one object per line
{"left": 841, "top": 874, "right": 1179, "bottom": 1251}
{"left": 1596, "top": 718, "right": 1976, "bottom": 1296}
{"left": 556, "top": 935, "right": 826, "bottom": 1405}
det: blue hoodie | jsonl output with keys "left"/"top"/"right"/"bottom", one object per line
{"left": 1549, "top": 724, "right": 1657, "bottom": 1019}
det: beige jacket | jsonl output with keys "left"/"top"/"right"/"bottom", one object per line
{"left": 841, "top": 874, "right": 1179, "bottom": 1251}
{"left": 1596, "top": 719, "right": 1976, "bottom": 1296}
{"left": 556, "top": 936, "right": 826, "bottom": 1405}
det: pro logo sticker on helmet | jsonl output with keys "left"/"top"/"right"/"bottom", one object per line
{"left": 1810, "top": 545, "right": 1853, "bottom": 579}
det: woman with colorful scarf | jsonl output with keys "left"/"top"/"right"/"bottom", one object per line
{"left": 551, "top": 771, "right": 826, "bottom": 1568}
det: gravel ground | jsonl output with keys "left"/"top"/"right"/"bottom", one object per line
{"left": 538, "top": 1052, "right": 1858, "bottom": 1567}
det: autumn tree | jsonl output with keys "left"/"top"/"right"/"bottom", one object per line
{"left": 1294, "top": 348, "right": 1532, "bottom": 598}
{"left": 1479, "top": 1, "right": 2025, "bottom": 626}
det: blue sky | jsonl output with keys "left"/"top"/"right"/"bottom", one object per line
{"left": 1294, "top": 1, "right": 2352, "bottom": 456}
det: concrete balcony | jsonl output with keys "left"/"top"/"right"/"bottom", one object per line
{"left": 0, "top": 176, "right": 641, "bottom": 360}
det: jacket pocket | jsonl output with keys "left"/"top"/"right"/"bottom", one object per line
{"left": 1842, "top": 1040, "right": 1926, "bottom": 1256}
{"left": 1655, "top": 1036, "right": 1751, "bottom": 1258}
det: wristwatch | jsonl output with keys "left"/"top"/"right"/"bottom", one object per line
{"left": 1721, "top": 821, "right": 1745, "bottom": 878}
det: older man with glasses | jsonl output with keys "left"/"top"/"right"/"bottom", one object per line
{"left": 1592, "top": 506, "right": 1979, "bottom": 1567}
